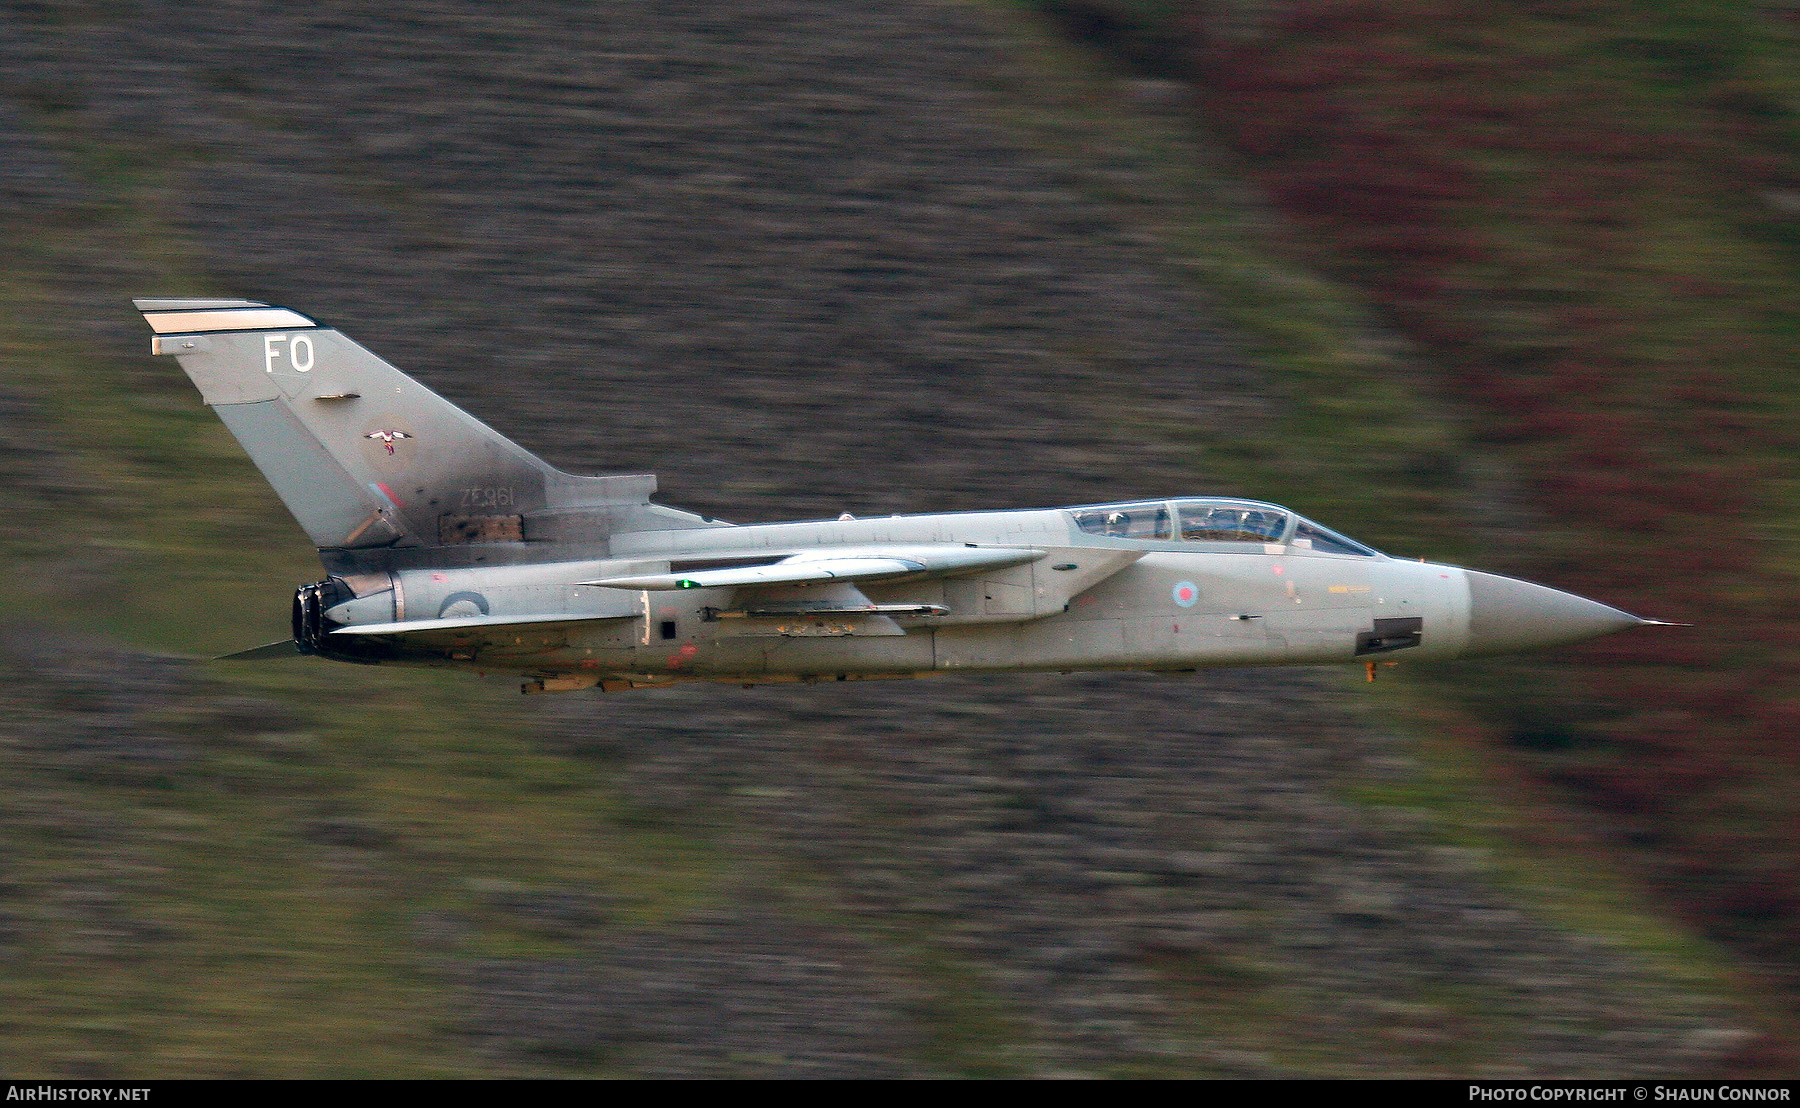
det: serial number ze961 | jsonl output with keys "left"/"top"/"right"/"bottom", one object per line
{"left": 460, "top": 486, "right": 516, "bottom": 509}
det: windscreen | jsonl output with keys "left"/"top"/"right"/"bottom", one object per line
{"left": 1291, "top": 520, "right": 1379, "bottom": 556}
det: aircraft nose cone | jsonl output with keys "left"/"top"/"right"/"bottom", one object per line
{"left": 1464, "top": 570, "right": 1646, "bottom": 656}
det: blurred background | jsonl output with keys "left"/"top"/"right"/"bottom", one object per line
{"left": 0, "top": 0, "right": 1795, "bottom": 1077}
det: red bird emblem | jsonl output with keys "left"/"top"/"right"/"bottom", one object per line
{"left": 364, "top": 429, "right": 412, "bottom": 455}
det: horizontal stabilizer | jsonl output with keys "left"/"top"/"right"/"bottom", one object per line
{"left": 585, "top": 544, "right": 1044, "bottom": 591}
{"left": 216, "top": 640, "right": 305, "bottom": 661}
{"left": 332, "top": 612, "right": 636, "bottom": 637}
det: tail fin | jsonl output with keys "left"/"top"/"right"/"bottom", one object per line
{"left": 135, "top": 299, "right": 689, "bottom": 559}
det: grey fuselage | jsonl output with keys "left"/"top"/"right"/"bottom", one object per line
{"left": 314, "top": 503, "right": 1618, "bottom": 689}
{"left": 131, "top": 297, "right": 1649, "bottom": 691}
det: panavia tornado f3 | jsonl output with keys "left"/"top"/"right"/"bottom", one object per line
{"left": 136, "top": 299, "right": 1663, "bottom": 694}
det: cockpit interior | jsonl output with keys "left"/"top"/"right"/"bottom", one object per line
{"left": 1068, "top": 499, "right": 1380, "bottom": 556}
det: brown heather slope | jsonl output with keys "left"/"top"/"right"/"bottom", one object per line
{"left": 1036, "top": 0, "right": 1800, "bottom": 1007}
{"left": 0, "top": 0, "right": 1774, "bottom": 1075}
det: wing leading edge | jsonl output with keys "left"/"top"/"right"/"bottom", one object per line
{"left": 583, "top": 544, "right": 1044, "bottom": 591}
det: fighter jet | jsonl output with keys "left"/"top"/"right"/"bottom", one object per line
{"left": 136, "top": 299, "right": 1659, "bottom": 694}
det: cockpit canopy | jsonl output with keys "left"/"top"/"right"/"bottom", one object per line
{"left": 1068, "top": 498, "right": 1380, "bottom": 556}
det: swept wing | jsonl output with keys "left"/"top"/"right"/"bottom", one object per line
{"left": 584, "top": 544, "right": 1044, "bottom": 591}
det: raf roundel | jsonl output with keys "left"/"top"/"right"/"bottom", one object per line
{"left": 1173, "top": 580, "right": 1199, "bottom": 608}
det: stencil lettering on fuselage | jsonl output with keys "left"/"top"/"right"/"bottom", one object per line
{"left": 1260, "top": 556, "right": 1375, "bottom": 661}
